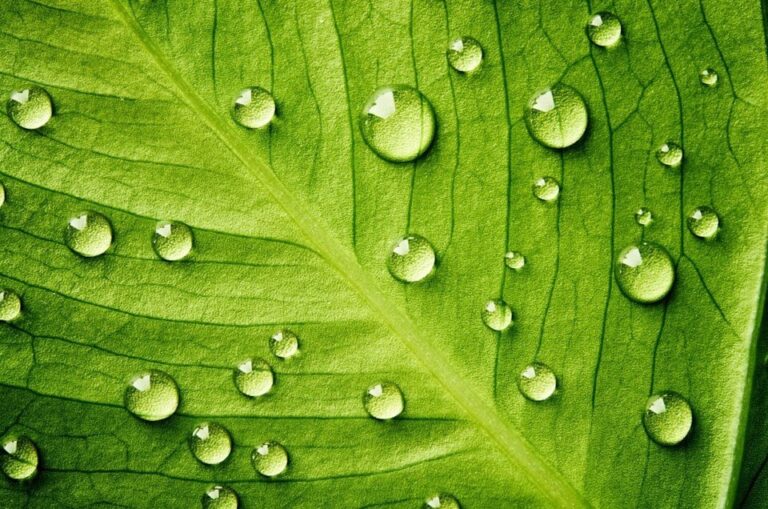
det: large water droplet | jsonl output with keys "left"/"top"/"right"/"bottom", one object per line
{"left": 153, "top": 221, "right": 193, "bottom": 261}
{"left": 124, "top": 370, "right": 179, "bottom": 421}
{"left": 232, "top": 87, "right": 275, "bottom": 129}
{"left": 525, "top": 84, "right": 588, "bottom": 149}
{"left": 504, "top": 251, "right": 526, "bottom": 271}
{"left": 586, "top": 12, "right": 622, "bottom": 48}
{"left": 699, "top": 68, "right": 718, "bottom": 87}
{"left": 234, "top": 358, "right": 274, "bottom": 397}
{"left": 0, "top": 182, "right": 6, "bottom": 208}
{"left": 533, "top": 177, "right": 561, "bottom": 203}
{"left": 656, "top": 141, "right": 683, "bottom": 168}
{"left": 0, "top": 435, "right": 38, "bottom": 481}
{"left": 190, "top": 422, "right": 232, "bottom": 465}
{"left": 202, "top": 485, "right": 238, "bottom": 509}
{"left": 7, "top": 87, "right": 52, "bottom": 130}
{"left": 0, "top": 290, "right": 22, "bottom": 322}
{"left": 425, "top": 494, "right": 461, "bottom": 509}
{"left": 643, "top": 391, "right": 693, "bottom": 446}
{"left": 363, "top": 382, "right": 404, "bottom": 420}
{"left": 615, "top": 242, "right": 675, "bottom": 304}
{"left": 446, "top": 36, "right": 483, "bottom": 73}
{"left": 635, "top": 207, "right": 653, "bottom": 227}
{"left": 481, "top": 299, "right": 513, "bottom": 331}
{"left": 270, "top": 329, "right": 299, "bottom": 359}
{"left": 65, "top": 211, "right": 112, "bottom": 257}
{"left": 518, "top": 362, "right": 557, "bottom": 402}
{"left": 360, "top": 86, "right": 435, "bottom": 162}
{"left": 388, "top": 234, "right": 436, "bottom": 283}
{"left": 687, "top": 206, "right": 719, "bottom": 240}
{"left": 251, "top": 441, "right": 288, "bottom": 477}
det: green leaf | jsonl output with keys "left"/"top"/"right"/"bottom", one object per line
{"left": 0, "top": 0, "right": 766, "bottom": 507}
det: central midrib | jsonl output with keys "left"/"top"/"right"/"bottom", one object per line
{"left": 109, "top": 1, "right": 589, "bottom": 506}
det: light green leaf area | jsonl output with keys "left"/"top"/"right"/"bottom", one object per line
{"left": 0, "top": 0, "right": 766, "bottom": 507}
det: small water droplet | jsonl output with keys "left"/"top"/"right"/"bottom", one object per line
{"left": 7, "top": 87, "right": 52, "bottom": 130}
{"left": 615, "top": 242, "right": 675, "bottom": 304}
{"left": 504, "top": 251, "right": 526, "bottom": 271}
{"left": 518, "top": 362, "right": 557, "bottom": 402}
{"left": 586, "top": 12, "right": 622, "bottom": 48}
{"left": 533, "top": 177, "right": 561, "bottom": 203}
{"left": 232, "top": 87, "right": 275, "bottom": 129}
{"left": 124, "top": 370, "right": 179, "bottom": 421}
{"left": 234, "top": 358, "right": 274, "bottom": 397}
{"left": 190, "top": 422, "right": 232, "bottom": 465}
{"left": 699, "top": 68, "right": 718, "bottom": 87}
{"left": 270, "top": 329, "right": 299, "bottom": 359}
{"left": 153, "top": 221, "right": 193, "bottom": 261}
{"left": 360, "top": 86, "right": 435, "bottom": 162}
{"left": 65, "top": 211, "right": 112, "bottom": 257}
{"left": 0, "top": 290, "right": 22, "bottom": 322}
{"left": 363, "top": 382, "right": 404, "bottom": 420}
{"left": 0, "top": 182, "right": 6, "bottom": 208}
{"left": 687, "top": 206, "right": 719, "bottom": 240}
{"left": 635, "top": 207, "right": 653, "bottom": 227}
{"left": 425, "top": 493, "right": 461, "bottom": 509}
{"left": 481, "top": 299, "right": 513, "bottom": 331}
{"left": 525, "top": 84, "right": 588, "bottom": 149}
{"left": 446, "top": 36, "right": 483, "bottom": 73}
{"left": 251, "top": 441, "right": 288, "bottom": 477}
{"left": 643, "top": 391, "right": 693, "bottom": 446}
{"left": 202, "top": 485, "right": 238, "bottom": 509}
{"left": 388, "top": 234, "right": 436, "bottom": 283}
{"left": 656, "top": 141, "right": 683, "bottom": 168}
{"left": 0, "top": 435, "right": 38, "bottom": 481}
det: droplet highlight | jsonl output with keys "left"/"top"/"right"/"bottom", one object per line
{"left": 481, "top": 299, "right": 513, "bottom": 332}
{"left": 615, "top": 242, "right": 675, "bottom": 304}
{"left": 388, "top": 234, "right": 436, "bottom": 283}
{"left": 687, "top": 206, "right": 719, "bottom": 240}
{"left": 7, "top": 87, "right": 52, "bottom": 130}
{"left": 270, "top": 329, "right": 299, "bottom": 359}
{"left": 446, "top": 36, "right": 483, "bottom": 73}
{"left": 635, "top": 207, "right": 653, "bottom": 227}
{"left": 190, "top": 422, "right": 232, "bottom": 465}
{"left": 525, "top": 84, "right": 588, "bottom": 149}
{"left": 504, "top": 251, "right": 526, "bottom": 271}
{"left": 0, "top": 290, "right": 22, "bottom": 322}
{"left": 586, "top": 12, "right": 622, "bottom": 48}
{"left": 643, "top": 391, "right": 693, "bottom": 446}
{"left": 153, "top": 221, "right": 193, "bottom": 261}
{"left": 363, "top": 382, "right": 404, "bottom": 420}
{"left": 533, "top": 177, "right": 560, "bottom": 203}
{"left": 251, "top": 441, "right": 289, "bottom": 477}
{"left": 65, "top": 211, "right": 112, "bottom": 258}
{"left": 518, "top": 362, "right": 557, "bottom": 402}
{"left": 699, "top": 68, "right": 718, "bottom": 87}
{"left": 0, "top": 435, "right": 38, "bottom": 481}
{"left": 202, "top": 485, "right": 238, "bottom": 509}
{"left": 425, "top": 493, "right": 461, "bottom": 509}
{"left": 232, "top": 87, "right": 275, "bottom": 129}
{"left": 234, "top": 358, "right": 274, "bottom": 397}
{"left": 656, "top": 141, "right": 683, "bottom": 168}
{"left": 124, "top": 370, "right": 179, "bottom": 421}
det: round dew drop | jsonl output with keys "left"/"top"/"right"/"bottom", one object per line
{"left": 190, "top": 422, "right": 232, "bottom": 465}
{"left": 153, "top": 221, "right": 193, "bottom": 261}
{"left": 0, "top": 435, "right": 38, "bottom": 481}
{"left": 363, "top": 382, "right": 404, "bottom": 420}
{"left": 615, "top": 242, "right": 675, "bottom": 304}
{"left": 635, "top": 207, "right": 653, "bottom": 227}
{"left": 202, "top": 485, "right": 239, "bottom": 509}
{"left": 360, "top": 85, "right": 436, "bottom": 162}
{"left": 687, "top": 206, "right": 719, "bottom": 240}
{"left": 481, "top": 299, "right": 513, "bottom": 332}
{"left": 446, "top": 36, "right": 483, "bottom": 73}
{"left": 656, "top": 141, "right": 683, "bottom": 168}
{"left": 533, "top": 176, "right": 560, "bottom": 203}
{"left": 270, "top": 329, "right": 299, "bottom": 359}
{"left": 7, "top": 87, "right": 52, "bottom": 130}
{"left": 518, "top": 362, "right": 557, "bottom": 402}
{"left": 0, "top": 290, "right": 22, "bottom": 322}
{"left": 699, "top": 68, "right": 719, "bottom": 87}
{"left": 251, "top": 441, "right": 289, "bottom": 477}
{"left": 504, "top": 251, "right": 526, "bottom": 271}
{"left": 425, "top": 493, "right": 461, "bottom": 509}
{"left": 234, "top": 358, "right": 274, "bottom": 397}
{"left": 388, "top": 234, "right": 436, "bottom": 283}
{"left": 232, "top": 86, "right": 275, "bottom": 129}
{"left": 643, "top": 391, "right": 693, "bottom": 446}
{"left": 65, "top": 211, "right": 113, "bottom": 257}
{"left": 124, "top": 370, "right": 179, "bottom": 421}
{"left": 525, "top": 84, "right": 588, "bottom": 149}
{"left": 0, "top": 182, "right": 5, "bottom": 208}
{"left": 586, "top": 12, "right": 622, "bottom": 47}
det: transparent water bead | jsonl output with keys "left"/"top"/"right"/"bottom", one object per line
{"left": 124, "top": 370, "right": 179, "bottom": 421}
{"left": 7, "top": 87, "right": 52, "bottom": 130}
{"left": 232, "top": 86, "right": 275, "bottom": 129}
{"left": 504, "top": 251, "right": 526, "bottom": 271}
{"left": 635, "top": 207, "right": 653, "bottom": 227}
{"left": 387, "top": 234, "right": 436, "bottom": 283}
{"left": 518, "top": 362, "right": 557, "bottom": 402}
{"left": 643, "top": 391, "right": 693, "bottom": 446}
{"left": 533, "top": 176, "right": 560, "bottom": 203}
{"left": 0, "top": 435, "right": 38, "bottom": 481}
{"left": 0, "top": 290, "right": 22, "bottom": 322}
{"left": 425, "top": 493, "right": 461, "bottom": 509}
{"left": 202, "top": 485, "right": 238, "bottom": 509}
{"left": 656, "top": 141, "right": 683, "bottom": 168}
{"left": 0, "top": 182, "right": 5, "bottom": 208}
{"left": 615, "top": 242, "right": 675, "bottom": 304}
{"left": 190, "top": 422, "right": 232, "bottom": 465}
{"left": 270, "top": 329, "right": 299, "bottom": 359}
{"left": 699, "top": 68, "right": 719, "bottom": 87}
{"left": 65, "top": 211, "right": 113, "bottom": 257}
{"left": 360, "top": 85, "right": 436, "bottom": 162}
{"left": 233, "top": 358, "right": 274, "bottom": 397}
{"left": 481, "top": 299, "right": 513, "bottom": 332}
{"left": 687, "top": 206, "right": 719, "bottom": 240}
{"left": 363, "top": 382, "right": 404, "bottom": 420}
{"left": 586, "top": 12, "right": 622, "bottom": 48}
{"left": 525, "top": 84, "right": 588, "bottom": 149}
{"left": 446, "top": 36, "right": 483, "bottom": 73}
{"left": 251, "top": 441, "right": 289, "bottom": 477}
{"left": 153, "top": 221, "right": 193, "bottom": 261}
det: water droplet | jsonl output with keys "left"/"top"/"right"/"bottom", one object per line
{"left": 699, "top": 68, "right": 718, "bottom": 87}
{"left": 635, "top": 207, "right": 653, "bottom": 227}
{"left": 360, "top": 86, "right": 435, "bottom": 162}
{"left": 656, "top": 141, "right": 683, "bottom": 168}
{"left": 232, "top": 87, "right": 275, "bottom": 129}
{"left": 202, "top": 485, "right": 238, "bottom": 509}
{"left": 0, "top": 435, "right": 38, "bottom": 481}
{"left": 387, "top": 234, "right": 436, "bottom": 283}
{"left": 190, "top": 422, "right": 232, "bottom": 465}
{"left": 65, "top": 211, "right": 112, "bottom": 257}
{"left": 124, "top": 370, "right": 179, "bottom": 421}
{"left": 525, "top": 84, "right": 588, "bottom": 149}
{"left": 687, "top": 206, "right": 719, "bottom": 240}
{"left": 518, "top": 362, "right": 557, "bottom": 402}
{"left": 7, "top": 87, "right": 52, "bottom": 130}
{"left": 425, "top": 494, "right": 461, "bottom": 509}
{"left": 533, "top": 177, "right": 561, "bottom": 203}
{"left": 615, "top": 242, "right": 675, "bottom": 304}
{"left": 504, "top": 251, "right": 526, "bottom": 271}
{"left": 251, "top": 441, "right": 288, "bottom": 477}
{"left": 0, "top": 290, "right": 22, "bottom": 322}
{"left": 0, "top": 182, "right": 6, "bottom": 208}
{"left": 446, "top": 36, "right": 483, "bottom": 73}
{"left": 481, "top": 299, "right": 513, "bottom": 332}
{"left": 363, "top": 382, "right": 404, "bottom": 420}
{"left": 153, "top": 221, "right": 193, "bottom": 261}
{"left": 233, "top": 358, "right": 274, "bottom": 397}
{"left": 586, "top": 12, "right": 622, "bottom": 48}
{"left": 643, "top": 391, "right": 693, "bottom": 446}
{"left": 270, "top": 329, "right": 299, "bottom": 359}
